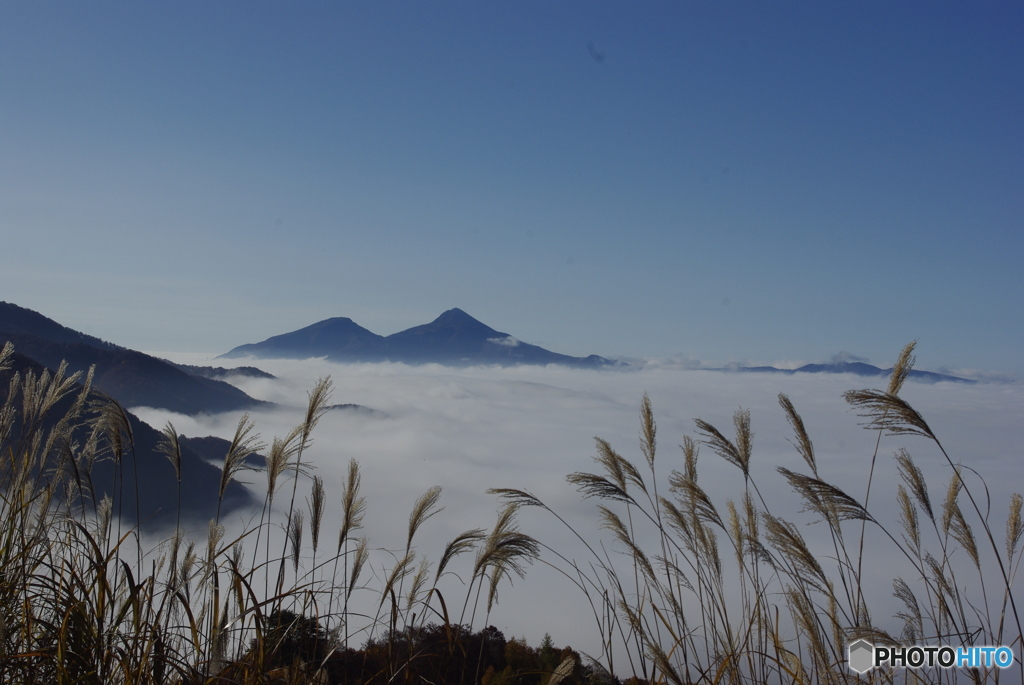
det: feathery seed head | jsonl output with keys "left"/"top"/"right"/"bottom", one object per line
{"left": 639, "top": 392, "right": 656, "bottom": 468}
{"left": 779, "top": 393, "right": 816, "bottom": 476}
{"left": 844, "top": 389, "right": 934, "bottom": 439}
{"left": 407, "top": 485, "right": 442, "bottom": 551}
{"left": 888, "top": 341, "right": 918, "bottom": 396}
{"left": 1007, "top": 493, "right": 1023, "bottom": 562}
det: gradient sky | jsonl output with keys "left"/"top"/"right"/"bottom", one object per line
{"left": 2, "top": 2, "right": 1022, "bottom": 374}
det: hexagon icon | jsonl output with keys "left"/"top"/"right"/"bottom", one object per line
{"left": 848, "top": 640, "right": 874, "bottom": 673}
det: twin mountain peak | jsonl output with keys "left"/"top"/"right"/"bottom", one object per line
{"left": 219, "top": 308, "right": 613, "bottom": 368}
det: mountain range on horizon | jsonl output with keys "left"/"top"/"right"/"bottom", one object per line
{"left": 219, "top": 307, "right": 616, "bottom": 368}
{"left": 0, "top": 301, "right": 973, "bottom": 529}
{"left": 219, "top": 307, "right": 973, "bottom": 382}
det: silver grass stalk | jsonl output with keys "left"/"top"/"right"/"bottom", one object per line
{"left": 406, "top": 485, "right": 442, "bottom": 552}
{"left": 777, "top": 467, "right": 873, "bottom": 524}
{"left": 778, "top": 393, "right": 816, "bottom": 476}
{"left": 763, "top": 513, "right": 828, "bottom": 592}
{"left": 1007, "top": 493, "right": 1023, "bottom": 561}
{"left": 0, "top": 341, "right": 12, "bottom": 372}
{"left": 897, "top": 485, "right": 921, "bottom": 553}
{"left": 844, "top": 389, "right": 934, "bottom": 439}
{"left": 681, "top": 435, "right": 699, "bottom": 483}
{"left": 348, "top": 537, "right": 369, "bottom": 599}
{"left": 595, "top": 437, "right": 645, "bottom": 493}
{"left": 289, "top": 510, "right": 304, "bottom": 573}
{"left": 895, "top": 448, "right": 934, "bottom": 522}
{"left": 266, "top": 428, "right": 301, "bottom": 506}
{"left": 436, "top": 528, "right": 487, "bottom": 583}
{"left": 548, "top": 655, "right": 577, "bottom": 685}
{"left": 887, "top": 340, "right": 917, "bottom": 396}
{"left": 157, "top": 421, "right": 182, "bottom": 483}
{"left": 207, "top": 519, "right": 225, "bottom": 569}
{"left": 406, "top": 557, "right": 431, "bottom": 613}
{"left": 893, "top": 577, "right": 923, "bottom": 642}
{"left": 308, "top": 475, "right": 325, "bottom": 555}
{"left": 694, "top": 409, "right": 751, "bottom": 479}
{"left": 382, "top": 551, "right": 415, "bottom": 604}
{"left": 338, "top": 459, "right": 366, "bottom": 552}
{"left": 219, "top": 413, "right": 264, "bottom": 509}
{"left": 639, "top": 392, "right": 656, "bottom": 469}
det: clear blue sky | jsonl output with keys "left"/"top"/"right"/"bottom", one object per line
{"left": 2, "top": 2, "right": 1021, "bottom": 374}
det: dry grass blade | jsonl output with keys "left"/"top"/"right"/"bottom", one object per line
{"left": 694, "top": 409, "right": 752, "bottom": 478}
{"left": 308, "top": 475, "right": 325, "bottom": 555}
{"left": 668, "top": 472, "right": 723, "bottom": 528}
{"left": 646, "top": 641, "right": 688, "bottom": 685}
{"left": 486, "top": 487, "right": 546, "bottom": 509}
{"left": 220, "top": 413, "right": 264, "bottom": 504}
{"left": 157, "top": 422, "right": 182, "bottom": 483}
{"left": 895, "top": 448, "right": 933, "bottom": 523}
{"left": 893, "top": 577, "right": 923, "bottom": 641}
{"left": 474, "top": 505, "right": 540, "bottom": 581}
{"left": 680, "top": 435, "right": 699, "bottom": 482}
{"left": 727, "top": 500, "right": 743, "bottom": 567}
{"left": 887, "top": 340, "right": 917, "bottom": 396}
{"left": 1007, "top": 493, "right": 1023, "bottom": 561}
{"left": 777, "top": 467, "right": 873, "bottom": 523}
{"left": 348, "top": 537, "right": 369, "bottom": 599}
{"left": 0, "top": 340, "right": 12, "bottom": 372}
{"left": 90, "top": 391, "right": 133, "bottom": 462}
{"left": 594, "top": 438, "right": 645, "bottom": 493}
{"left": 406, "top": 557, "right": 431, "bottom": 612}
{"left": 381, "top": 551, "right": 414, "bottom": 605}
{"left": 763, "top": 513, "right": 828, "bottom": 591}
{"left": 942, "top": 468, "right": 963, "bottom": 535}
{"left": 779, "top": 393, "right": 816, "bottom": 477}
{"left": 407, "top": 485, "right": 442, "bottom": 551}
{"left": 436, "top": 528, "right": 487, "bottom": 582}
{"left": 289, "top": 510, "right": 304, "bottom": 573}
{"left": 566, "top": 472, "right": 635, "bottom": 504}
{"left": 897, "top": 485, "right": 921, "bottom": 552}
{"left": 844, "top": 389, "right": 934, "bottom": 439}
{"left": 640, "top": 392, "right": 657, "bottom": 468}
{"left": 207, "top": 520, "right": 225, "bottom": 566}
{"left": 300, "top": 376, "right": 333, "bottom": 446}
{"left": 548, "top": 655, "right": 577, "bottom": 685}
{"left": 338, "top": 458, "right": 366, "bottom": 551}
{"left": 598, "top": 505, "right": 633, "bottom": 549}
{"left": 266, "top": 428, "right": 302, "bottom": 504}
{"left": 943, "top": 472, "right": 980, "bottom": 570}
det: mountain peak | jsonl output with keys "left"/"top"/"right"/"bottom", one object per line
{"left": 434, "top": 308, "right": 476, "bottom": 323}
{"left": 219, "top": 309, "right": 611, "bottom": 368}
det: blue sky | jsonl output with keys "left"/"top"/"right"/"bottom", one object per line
{"left": 2, "top": 2, "right": 1021, "bottom": 373}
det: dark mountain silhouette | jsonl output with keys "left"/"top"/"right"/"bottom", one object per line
{"left": 220, "top": 317, "right": 387, "bottom": 361}
{"left": 168, "top": 362, "right": 276, "bottom": 381}
{"left": 0, "top": 302, "right": 269, "bottom": 414}
{"left": 0, "top": 301, "right": 121, "bottom": 351}
{"left": 220, "top": 308, "right": 612, "bottom": 368}
{"left": 1, "top": 351, "right": 256, "bottom": 530}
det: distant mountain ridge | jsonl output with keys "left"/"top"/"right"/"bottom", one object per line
{"left": 718, "top": 360, "right": 972, "bottom": 383}
{"left": 220, "top": 308, "right": 613, "bottom": 368}
{"left": 0, "top": 301, "right": 270, "bottom": 414}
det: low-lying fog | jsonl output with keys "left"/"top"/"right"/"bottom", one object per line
{"left": 133, "top": 356, "right": 1024, "bottom": 660}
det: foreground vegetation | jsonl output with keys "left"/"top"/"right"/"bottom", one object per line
{"left": 495, "top": 342, "right": 1022, "bottom": 684}
{"left": 0, "top": 340, "right": 1020, "bottom": 684}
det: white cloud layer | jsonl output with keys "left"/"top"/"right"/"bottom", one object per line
{"left": 487, "top": 336, "right": 520, "bottom": 347}
{"left": 133, "top": 358, "right": 1024, "bottom": 658}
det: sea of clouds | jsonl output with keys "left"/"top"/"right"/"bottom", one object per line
{"left": 132, "top": 356, "right": 1024, "bottom": 663}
